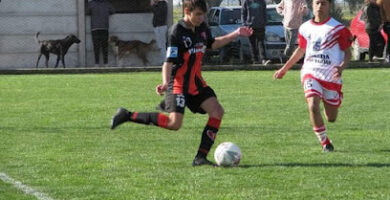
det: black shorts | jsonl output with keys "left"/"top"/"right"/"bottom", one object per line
{"left": 157, "top": 87, "right": 217, "bottom": 114}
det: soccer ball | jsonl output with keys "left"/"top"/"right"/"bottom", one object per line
{"left": 214, "top": 142, "right": 241, "bottom": 167}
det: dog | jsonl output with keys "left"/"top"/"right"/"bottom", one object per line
{"left": 35, "top": 32, "right": 81, "bottom": 68}
{"left": 109, "top": 35, "right": 156, "bottom": 66}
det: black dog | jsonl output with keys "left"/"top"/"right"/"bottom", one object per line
{"left": 35, "top": 32, "right": 81, "bottom": 68}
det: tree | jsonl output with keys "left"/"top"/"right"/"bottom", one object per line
{"left": 345, "top": 0, "right": 363, "bottom": 14}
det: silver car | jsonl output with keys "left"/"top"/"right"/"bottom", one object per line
{"left": 206, "top": 5, "right": 286, "bottom": 63}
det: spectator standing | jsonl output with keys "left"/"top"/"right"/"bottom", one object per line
{"left": 241, "top": 0, "right": 270, "bottom": 65}
{"left": 378, "top": 0, "right": 390, "bottom": 62}
{"left": 151, "top": 0, "right": 168, "bottom": 65}
{"left": 362, "top": 0, "right": 384, "bottom": 62}
{"left": 87, "top": 0, "right": 114, "bottom": 67}
{"left": 276, "top": 0, "right": 308, "bottom": 57}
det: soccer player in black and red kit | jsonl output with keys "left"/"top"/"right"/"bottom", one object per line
{"left": 111, "top": 0, "right": 253, "bottom": 166}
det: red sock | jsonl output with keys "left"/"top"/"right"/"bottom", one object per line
{"left": 313, "top": 125, "right": 330, "bottom": 146}
{"left": 196, "top": 118, "right": 221, "bottom": 157}
{"left": 157, "top": 113, "right": 168, "bottom": 128}
{"left": 130, "top": 112, "right": 168, "bottom": 129}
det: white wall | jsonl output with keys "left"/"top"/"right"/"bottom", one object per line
{"left": 0, "top": 0, "right": 79, "bottom": 69}
{"left": 85, "top": 13, "right": 161, "bottom": 67}
{"left": 0, "top": 0, "right": 173, "bottom": 69}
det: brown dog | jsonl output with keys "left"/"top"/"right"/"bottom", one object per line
{"left": 35, "top": 32, "right": 81, "bottom": 68}
{"left": 109, "top": 35, "right": 156, "bottom": 66}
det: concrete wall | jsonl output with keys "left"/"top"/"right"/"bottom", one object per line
{"left": 0, "top": 0, "right": 79, "bottom": 69}
{"left": 85, "top": 13, "right": 159, "bottom": 67}
{"left": 0, "top": 0, "right": 174, "bottom": 69}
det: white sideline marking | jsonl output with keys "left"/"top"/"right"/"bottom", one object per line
{"left": 0, "top": 172, "right": 54, "bottom": 200}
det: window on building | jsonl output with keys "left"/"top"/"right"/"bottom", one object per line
{"left": 85, "top": 0, "right": 151, "bottom": 14}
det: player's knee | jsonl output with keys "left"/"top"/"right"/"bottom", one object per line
{"left": 326, "top": 116, "right": 337, "bottom": 123}
{"left": 167, "top": 120, "right": 182, "bottom": 131}
{"left": 167, "top": 121, "right": 182, "bottom": 131}
{"left": 210, "top": 106, "right": 224, "bottom": 119}
{"left": 217, "top": 107, "right": 225, "bottom": 118}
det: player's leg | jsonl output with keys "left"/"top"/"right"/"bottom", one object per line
{"left": 198, "top": 96, "right": 224, "bottom": 154}
{"left": 306, "top": 96, "right": 333, "bottom": 152}
{"left": 111, "top": 88, "right": 187, "bottom": 130}
{"left": 303, "top": 77, "right": 334, "bottom": 152}
{"left": 193, "top": 96, "right": 224, "bottom": 166}
{"left": 322, "top": 84, "right": 342, "bottom": 123}
{"left": 323, "top": 103, "right": 338, "bottom": 123}
{"left": 307, "top": 96, "right": 324, "bottom": 127}
{"left": 110, "top": 107, "right": 184, "bottom": 130}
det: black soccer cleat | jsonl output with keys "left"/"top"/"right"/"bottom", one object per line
{"left": 192, "top": 156, "right": 216, "bottom": 167}
{"left": 322, "top": 143, "right": 334, "bottom": 153}
{"left": 110, "top": 107, "right": 131, "bottom": 130}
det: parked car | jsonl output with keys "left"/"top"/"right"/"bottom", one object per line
{"left": 350, "top": 9, "right": 388, "bottom": 61}
{"left": 205, "top": 5, "right": 297, "bottom": 63}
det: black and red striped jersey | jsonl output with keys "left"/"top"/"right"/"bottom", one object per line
{"left": 166, "top": 20, "right": 215, "bottom": 95}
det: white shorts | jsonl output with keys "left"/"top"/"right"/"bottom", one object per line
{"left": 302, "top": 75, "right": 343, "bottom": 107}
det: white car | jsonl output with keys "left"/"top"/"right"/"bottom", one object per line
{"left": 206, "top": 5, "right": 287, "bottom": 63}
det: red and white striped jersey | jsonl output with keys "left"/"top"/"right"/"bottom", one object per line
{"left": 298, "top": 17, "right": 352, "bottom": 84}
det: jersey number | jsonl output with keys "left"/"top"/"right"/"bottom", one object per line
{"left": 304, "top": 79, "right": 313, "bottom": 90}
{"left": 176, "top": 95, "right": 185, "bottom": 108}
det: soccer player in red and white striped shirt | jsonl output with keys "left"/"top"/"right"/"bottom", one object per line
{"left": 273, "top": 0, "right": 353, "bottom": 152}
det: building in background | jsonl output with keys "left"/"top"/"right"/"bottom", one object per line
{"left": 0, "top": 0, "right": 173, "bottom": 69}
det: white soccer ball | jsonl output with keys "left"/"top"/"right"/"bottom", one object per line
{"left": 214, "top": 142, "right": 242, "bottom": 167}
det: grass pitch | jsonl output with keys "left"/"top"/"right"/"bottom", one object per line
{"left": 0, "top": 69, "right": 390, "bottom": 200}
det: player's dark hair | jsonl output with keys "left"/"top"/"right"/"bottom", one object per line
{"left": 183, "top": 0, "right": 207, "bottom": 13}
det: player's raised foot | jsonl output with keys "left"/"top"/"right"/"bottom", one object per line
{"left": 192, "top": 156, "right": 216, "bottom": 167}
{"left": 322, "top": 143, "right": 334, "bottom": 153}
{"left": 110, "top": 107, "right": 131, "bottom": 130}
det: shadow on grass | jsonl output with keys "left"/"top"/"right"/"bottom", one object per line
{"left": 238, "top": 162, "right": 390, "bottom": 168}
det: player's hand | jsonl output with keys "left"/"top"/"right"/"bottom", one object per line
{"left": 273, "top": 68, "right": 287, "bottom": 80}
{"left": 332, "top": 66, "right": 343, "bottom": 80}
{"left": 156, "top": 83, "right": 168, "bottom": 96}
{"left": 235, "top": 26, "right": 253, "bottom": 37}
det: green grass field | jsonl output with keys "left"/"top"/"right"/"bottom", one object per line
{"left": 1, "top": 69, "right": 390, "bottom": 200}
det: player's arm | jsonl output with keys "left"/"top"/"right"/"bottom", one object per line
{"left": 211, "top": 27, "right": 253, "bottom": 50}
{"left": 333, "top": 48, "right": 351, "bottom": 80}
{"left": 273, "top": 47, "right": 305, "bottom": 80}
{"left": 156, "top": 62, "right": 173, "bottom": 96}
{"left": 333, "top": 28, "right": 353, "bottom": 80}
{"left": 158, "top": 26, "right": 180, "bottom": 95}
